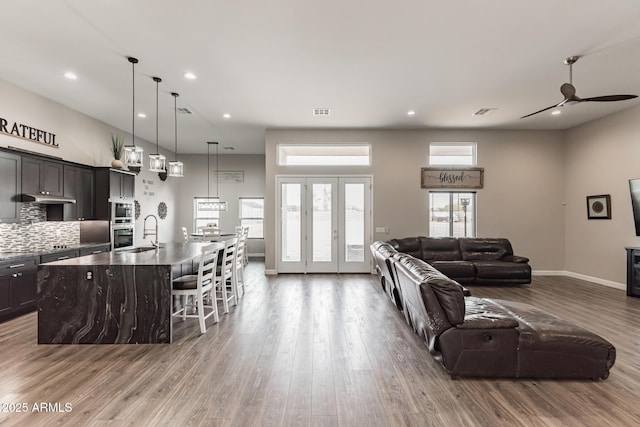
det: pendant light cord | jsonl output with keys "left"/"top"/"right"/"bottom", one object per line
{"left": 173, "top": 93, "right": 179, "bottom": 161}
{"left": 154, "top": 77, "right": 161, "bottom": 154}
{"left": 131, "top": 60, "right": 135, "bottom": 147}
{"left": 207, "top": 142, "right": 211, "bottom": 199}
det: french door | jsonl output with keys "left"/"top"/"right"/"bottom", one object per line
{"left": 277, "top": 176, "right": 372, "bottom": 273}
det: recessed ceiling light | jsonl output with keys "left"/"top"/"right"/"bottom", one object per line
{"left": 223, "top": 113, "right": 231, "bottom": 119}
{"left": 137, "top": 113, "right": 147, "bottom": 118}
{"left": 64, "top": 72, "right": 77, "bottom": 80}
{"left": 551, "top": 110, "right": 562, "bottom": 115}
{"left": 184, "top": 72, "right": 197, "bottom": 80}
{"left": 407, "top": 110, "right": 416, "bottom": 116}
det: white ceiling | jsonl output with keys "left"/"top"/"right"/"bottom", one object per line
{"left": 3, "top": 0, "right": 640, "bottom": 154}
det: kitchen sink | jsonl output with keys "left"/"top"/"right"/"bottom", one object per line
{"left": 119, "top": 246, "right": 158, "bottom": 253}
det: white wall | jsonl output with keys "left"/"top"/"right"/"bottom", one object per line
{"left": 0, "top": 78, "right": 179, "bottom": 245}
{"left": 564, "top": 105, "right": 640, "bottom": 286}
{"left": 173, "top": 153, "right": 266, "bottom": 254}
{"left": 265, "top": 128, "right": 566, "bottom": 273}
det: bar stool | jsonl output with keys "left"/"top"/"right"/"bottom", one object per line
{"left": 234, "top": 232, "right": 247, "bottom": 298}
{"left": 172, "top": 242, "right": 225, "bottom": 334}
{"left": 216, "top": 237, "right": 238, "bottom": 313}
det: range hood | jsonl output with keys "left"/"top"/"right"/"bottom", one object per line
{"left": 22, "top": 194, "right": 76, "bottom": 204}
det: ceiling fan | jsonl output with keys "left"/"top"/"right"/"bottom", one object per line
{"left": 521, "top": 56, "right": 638, "bottom": 118}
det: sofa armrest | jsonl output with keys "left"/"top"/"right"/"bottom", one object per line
{"left": 502, "top": 254, "right": 529, "bottom": 263}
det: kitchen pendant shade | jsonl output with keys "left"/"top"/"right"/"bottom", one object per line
{"left": 124, "top": 57, "right": 143, "bottom": 168}
{"left": 149, "top": 153, "right": 166, "bottom": 172}
{"left": 168, "top": 92, "right": 184, "bottom": 177}
{"left": 124, "top": 145, "right": 144, "bottom": 167}
{"left": 168, "top": 160, "right": 184, "bottom": 177}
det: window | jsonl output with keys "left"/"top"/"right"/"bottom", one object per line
{"left": 277, "top": 144, "right": 371, "bottom": 166}
{"left": 193, "top": 198, "right": 221, "bottom": 231}
{"left": 429, "top": 192, "right": 476, "bottom": 237}
{"left": 429, "top": 143, "right": 476, "bottom": 166}
{"left": 239, "top": 198, "right": 264, "bottom": 238}
{"left": 429, "top": 143, "right": 477, "bottom": 237}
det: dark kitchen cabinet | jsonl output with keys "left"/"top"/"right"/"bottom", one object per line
{"left": 0, "top": 150, "right": 21, "bottom": 224}
{"left": 95, "top": 168, "right": 136, "bottom": 220}
{"left": 0, "top": 256, "right": 38, "bottom": 322}
{"left": 22, "top": 156, "right": 64, "bottom": 197}
{"left": 79, "top": 244, "right": 110, "bottom": 257}
{"left": 63, "top": 165, "right": 95, "bottom": 221}
{"left": 109, "top": 170, "right": 135, "bottom": 199}
{"left": 40, "top": 250, "right": 79, "bottom": 264}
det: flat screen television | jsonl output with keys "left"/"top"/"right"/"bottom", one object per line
{"left": 629, "top": 179, "right": 640, "bottom": 236}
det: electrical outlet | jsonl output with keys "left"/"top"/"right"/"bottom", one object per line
{"left": 86, "top": 271, "right": 93, "bottom": 280}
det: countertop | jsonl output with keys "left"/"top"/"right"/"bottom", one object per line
{"left": 0, "top": 242, "right": 111, "bottom": 262}
{"left": 40, "top": 242, "right": 211, "bottom": 266}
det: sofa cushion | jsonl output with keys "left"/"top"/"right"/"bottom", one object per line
{"left": 473, "top": 260, "right": 531, "bottom": 280}
{"left": 388, "top": 237, "right": 423, "bottom": 259}
{"left": 420, "top": 237, "right": 462, "bottom": 261}
{"left": 430, "top": 260, "right": 475, "bottom": 281}
{"left": 459, "top": 238, "right": 513, "bottom": 261}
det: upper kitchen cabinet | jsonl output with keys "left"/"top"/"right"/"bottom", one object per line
{"left": 0, "top": 150, "right": 22, "bottom": 224}
{"left": 94, "top": 168, "right": 136, "bottom": 220}
{"left": 109, "top": 169, "right": 135, "bottom": 199}
{"left": 22, "top": 156, "right": 64, "bottom": 197}
{"left": 63, "top": 165, "right": 95, "bottom": 221}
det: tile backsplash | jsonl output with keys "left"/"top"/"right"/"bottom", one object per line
{"left": 0, "top": 203, "right": 80, "bottom": 251}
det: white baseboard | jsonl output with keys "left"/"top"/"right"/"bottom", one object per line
{"left": 533, "top": 270, "right": 625, "bottom": 290}
{"left": 264, "top": 269, "right": 277, "bottom": 275}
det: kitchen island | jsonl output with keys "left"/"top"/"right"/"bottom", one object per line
{"left": 37, "top": 242, "right": 210, "bottom": 344}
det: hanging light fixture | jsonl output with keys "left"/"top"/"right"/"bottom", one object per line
{"left": 206, "top": 141, "right": 227, "bottom": 211}
{"left": 167, "top": 92, "right": 184, "bottom": 177}
{"left": 123, "top": 57, "right": 144, "bottom": 169}
{"left": 149, "top": 76, "right": 166, "bottom": 172}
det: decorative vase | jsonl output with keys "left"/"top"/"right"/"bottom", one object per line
{"left": 111, "top": 159, "right": 124, "bottom": 169}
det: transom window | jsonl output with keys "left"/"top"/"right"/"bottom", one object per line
{"left": 277, "top": 144, "right": 371, "bottom": 166}
{"left": 429, "top": 143, "right": 476, "bottom": 166}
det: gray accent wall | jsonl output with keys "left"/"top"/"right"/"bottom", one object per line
{"left": 265, "top": 129, "right": 567, "bottom": 274}
{"left": 564, "top": 104, "right": 640, "bottom": 286}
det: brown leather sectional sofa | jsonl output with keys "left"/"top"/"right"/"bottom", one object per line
{"left": 371, "top": 241, "right": 616, "bottom": 379}
{"left": 387, "top": 236, "right": 532, "bottom": 286}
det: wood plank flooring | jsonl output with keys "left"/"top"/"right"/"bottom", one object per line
{"left": 1, "top": 265, "right": 639, "bottom": 426}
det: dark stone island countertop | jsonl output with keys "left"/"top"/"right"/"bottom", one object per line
{"left": 41, "top": 242, "right": 211, "bottom": 266}
{"left": 37, "top": 242, "right": 215, "bottom": 345}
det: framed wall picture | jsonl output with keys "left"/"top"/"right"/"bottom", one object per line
{"left": 586, "top": 194, "right": 611, "bottom": 219}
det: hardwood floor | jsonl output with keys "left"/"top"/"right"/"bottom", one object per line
{"left": 1, "top": 265, "right": 640, "bottom": 426}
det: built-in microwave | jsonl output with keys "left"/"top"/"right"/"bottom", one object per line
{"left": 112, "top": 224, "right": 134, "bottom": 251}
{"left": 110, "top": 200, "right": 134, "bottom": 225}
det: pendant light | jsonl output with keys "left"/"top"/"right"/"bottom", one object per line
{"left": 149, "top": 76, "right": 166, "bottom": 172}
{"left": 167, "top": 92, "right": 184, "bottom": 177}
{"left": 123, "top": 57, "right": 144, "bottom": 169}
{"left": 206, "top": 141, "right": 227, "bottom": 211}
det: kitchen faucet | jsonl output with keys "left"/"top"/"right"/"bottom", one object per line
{"left": 143, "top": 214, "right": 159, "bottom": 250}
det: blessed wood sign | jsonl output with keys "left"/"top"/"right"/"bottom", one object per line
{"left": 421, "top": 167, "right": 484, "bottom": 189}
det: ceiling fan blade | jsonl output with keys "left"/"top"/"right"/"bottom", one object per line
{"left": 582, "top": 94, "right": 638, "bottom": 102}
{"left": 520, "top": 103, "right": 561, "bottom": 119}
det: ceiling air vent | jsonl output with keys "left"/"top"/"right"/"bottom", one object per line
{"left": 473, "top": 108, "right": 497, "bottom": 116}
{"left": 177, "top": 107, "right": 192, "bottom": 115}
{"left": 313, "top": 108, "right": 331, "bottom": 116}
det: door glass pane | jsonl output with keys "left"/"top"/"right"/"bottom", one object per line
{"left": 312, "top": 183, "right": 332, "bottom": 262}
{"left": 345, "top": 183, "right": 364, "bottom": 262}
{"left": 429, "top": 192, "right": 452, "bottom": 237}
{"left": 453, "top": 193, "right": 475, "bottom": 237}
{"left": 281, "top": 183, "right": 301, "bottom": 262}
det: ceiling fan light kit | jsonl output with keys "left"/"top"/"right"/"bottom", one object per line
{"left": 521, "top": 55, "right": 638, "bottom": 119}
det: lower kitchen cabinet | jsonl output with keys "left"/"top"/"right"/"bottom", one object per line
{"left": 0, "top": 256, "right": 38, "bottom": 322}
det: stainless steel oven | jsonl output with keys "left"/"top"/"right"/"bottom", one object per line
{"left": 111, "top": 200, "right": 134, "bottom": 225}
{"left": 112, "top": 225, "right": 134, "bottom": 251}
